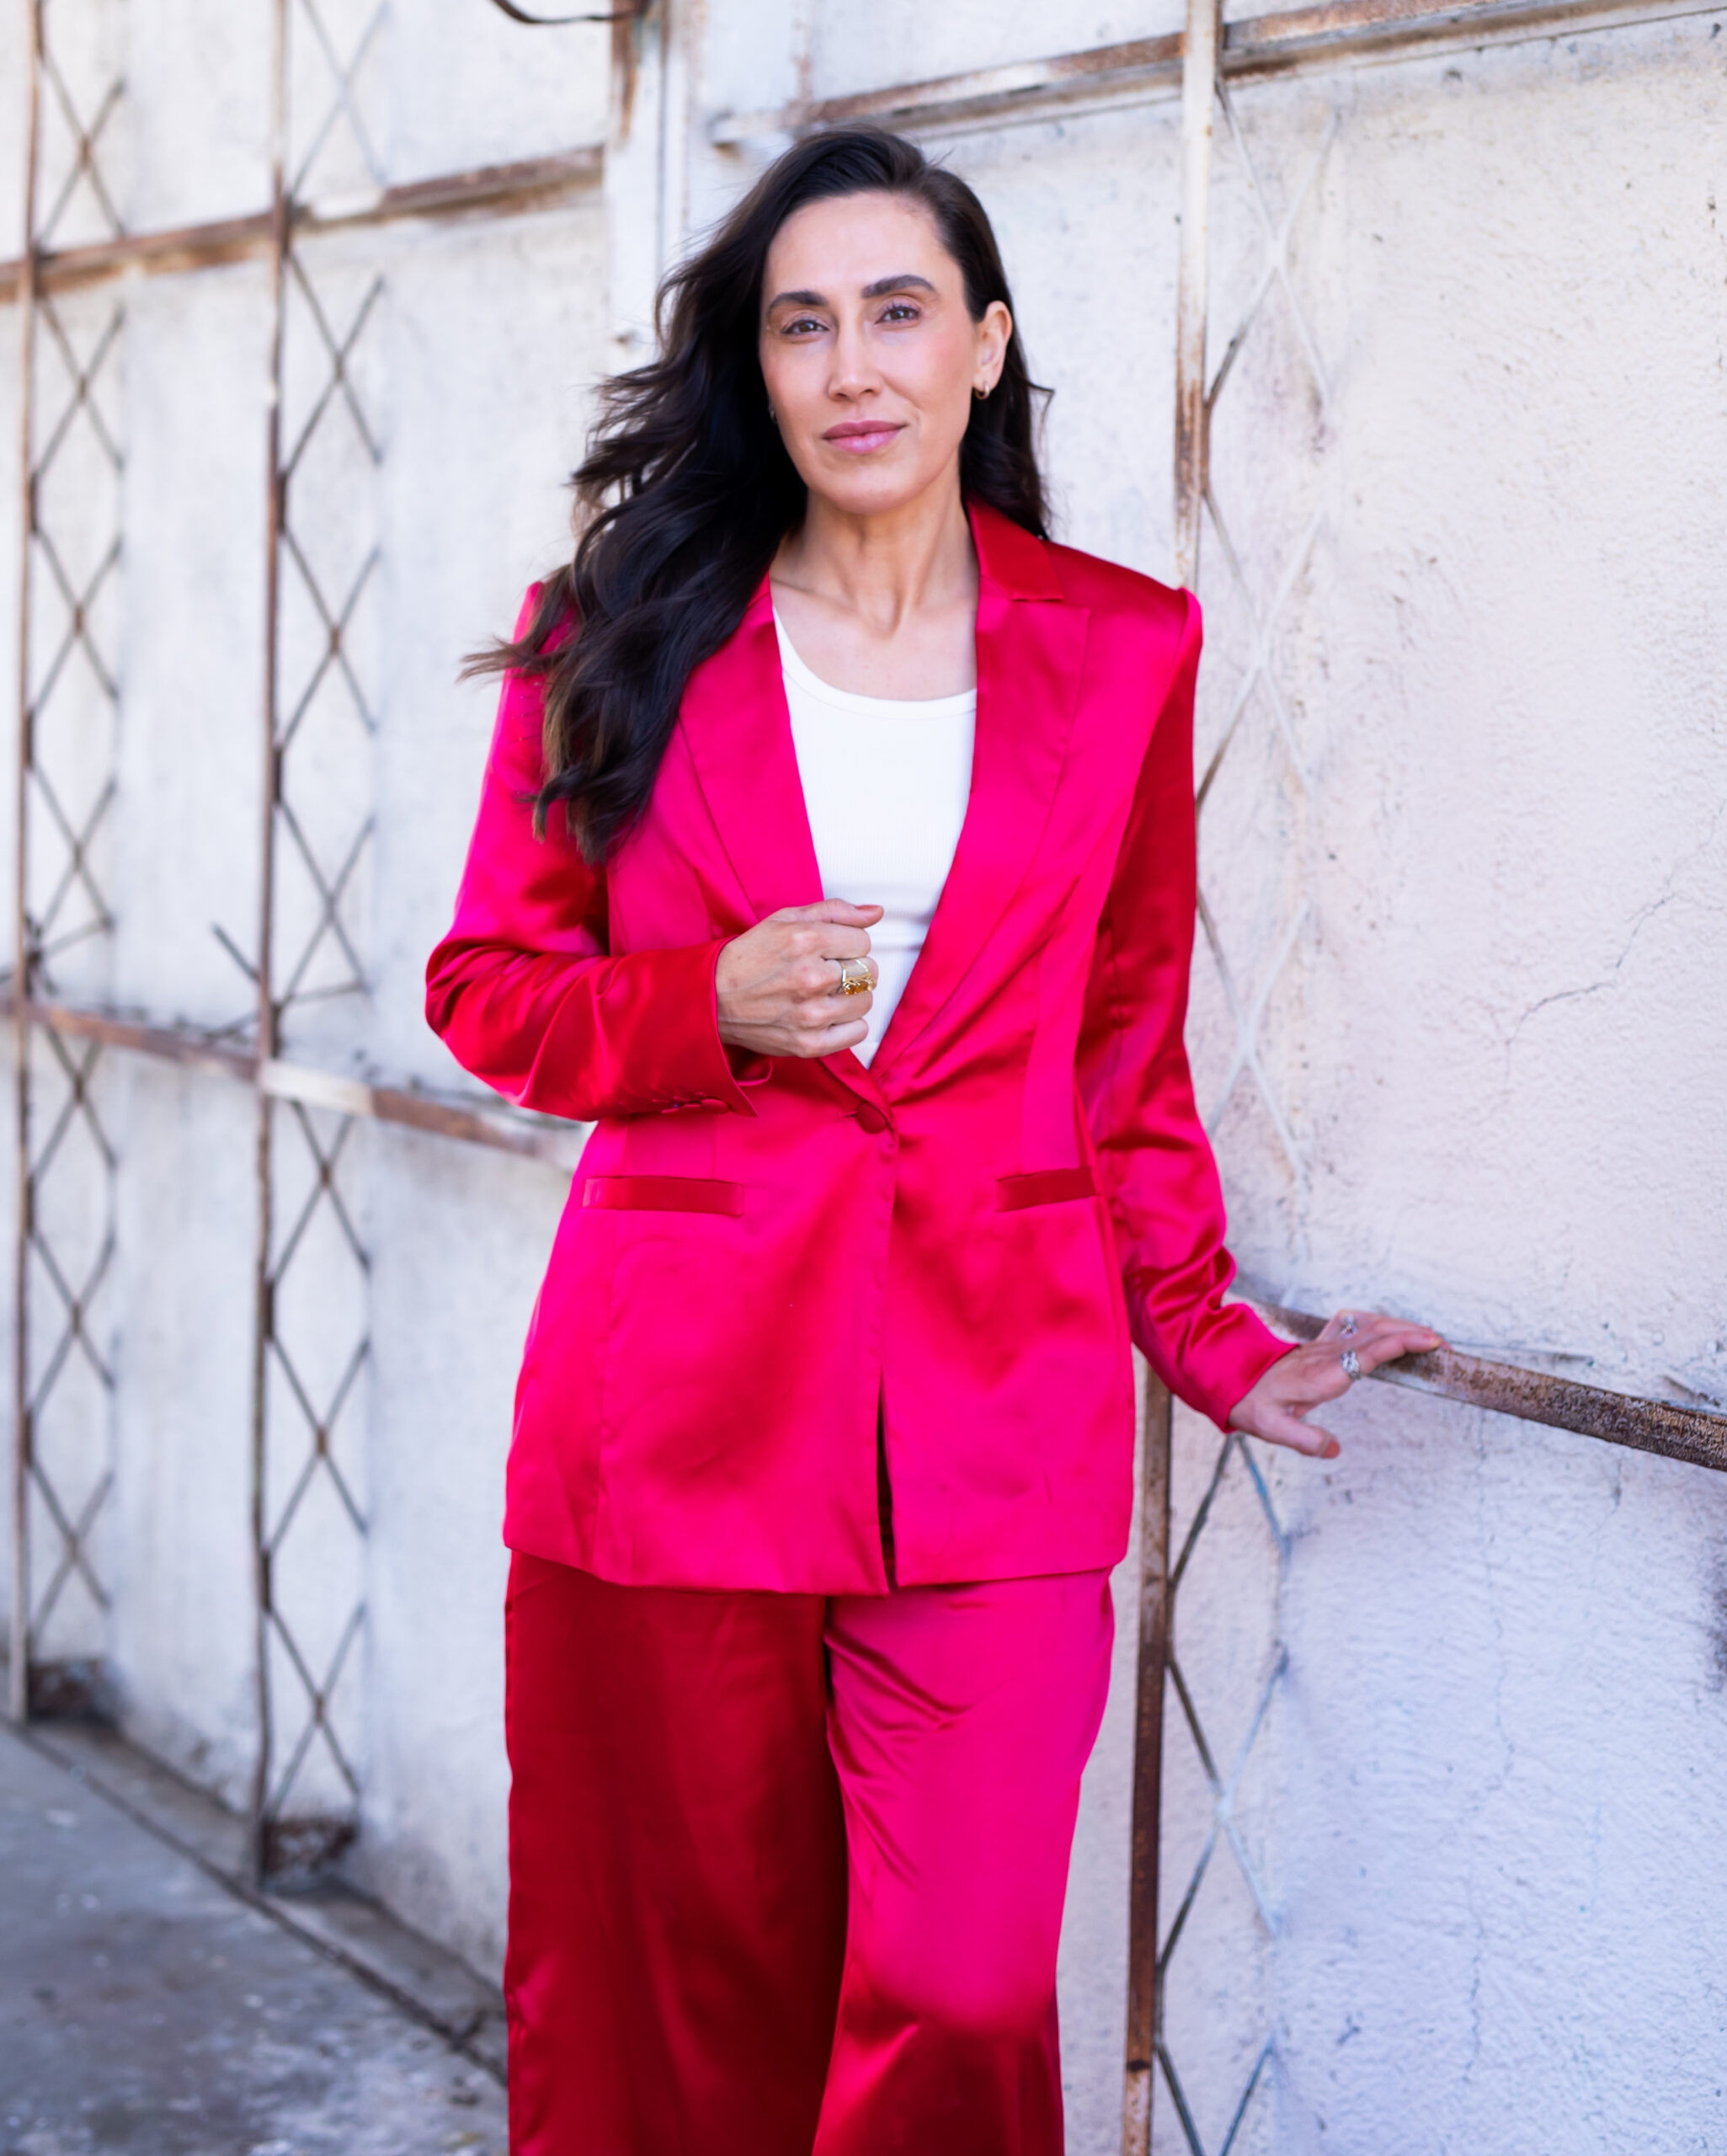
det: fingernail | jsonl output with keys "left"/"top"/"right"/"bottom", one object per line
{"left": 1322, "top": 1439, "right": 1341, "bottom": 1460}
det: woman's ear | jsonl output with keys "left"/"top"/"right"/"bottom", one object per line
{"left": 975, "top": 301, "right": 1012, "bottom": 398}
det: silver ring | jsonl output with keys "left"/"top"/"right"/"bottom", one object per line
{"left": 1340, "top": 1348, "right": 1362, "bottom": 1382}
{"left": 1339, "top": 1312, "right": 1357, "bottom": 1337}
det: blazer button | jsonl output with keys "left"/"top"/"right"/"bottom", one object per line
{"left": 854, "top": 1102, "right": 888, "bottom": 1135}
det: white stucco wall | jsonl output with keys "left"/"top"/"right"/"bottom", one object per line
{"left": 4, "top": 3, "right": 1724, "bottom": 2149}
{"left": 1165, "top": 30, "right": 1727, "bottom": 2152}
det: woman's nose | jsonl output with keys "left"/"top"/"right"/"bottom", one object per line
{"left": 829, "top": 321, "right": 879, "bottom": 399}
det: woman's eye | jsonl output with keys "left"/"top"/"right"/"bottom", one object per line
{"left": 783, "top": 316, "right": 824, "bottom": 336}
{"left": 881, "top": 302, "right": 919, "bottom": 323}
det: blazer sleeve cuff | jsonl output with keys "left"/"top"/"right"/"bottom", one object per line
{"left": 658, "top": 937, "right": 765, "bottom": 1114}
{"left": 1154, "top": 1302, "right": 1297, "bottom": 1433}
{"left": 531, "top": 937, "right": 766, "bottom": 1118}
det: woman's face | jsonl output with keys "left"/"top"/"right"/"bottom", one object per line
{"left": 759, "top": 191, "right": 1010, "bottom": 523}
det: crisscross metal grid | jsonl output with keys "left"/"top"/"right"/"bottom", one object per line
{"left": 248, "top": 0, "right": 387, "bottom": 1876}
{"left": 1190, "top": 84, "right": 1337, "bottom": 1200}
{"left": 10, "top": 0, "right": 128, "bottom": 1722}
{"left": 1150, "top": 59, "right": 1341, "bottom": 2156}
{"left": 1154, "top": 1428, "right": 1291, "bottom": 2154}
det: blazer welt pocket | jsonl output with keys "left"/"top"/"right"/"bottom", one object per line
{"left": 995, "top": 1167, "right": 1097, "bottom": 1211}
{"left": 583, "top": 1175, "right": 744, "bottom": 1216}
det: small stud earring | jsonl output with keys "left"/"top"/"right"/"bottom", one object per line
{"left": 973, "top": 382, "right": 989, "bottom": 402}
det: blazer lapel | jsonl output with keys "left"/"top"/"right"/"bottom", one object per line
{"left": 870, "top": 502, "right": 1090, "bottom": 1083}
{"left": 679, "top": 576, "right": 824, "bottom": 921}
{"left": 678, "top": 574, "right": 891, "bottom": 1114}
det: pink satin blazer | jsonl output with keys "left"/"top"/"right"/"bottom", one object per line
{"left": 426, "top": 502, "right": 1287, "bottom": 1594}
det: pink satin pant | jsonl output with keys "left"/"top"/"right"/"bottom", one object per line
{"left": 504, "top": 1552, "right": 1114, "bottom": 2154}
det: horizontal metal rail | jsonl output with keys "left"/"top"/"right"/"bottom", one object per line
{"left": 3, "top": 995, "right": 1715, "bottom": 1469}
{"left": 0, "top": 145, "right": 604, "bottom": 306}
{"left": 0, "top": 0, "right": 1703, "bottom": 306}
{"left": 711, "top": 0, "right": 1721, "bottom": 141}
{"left": 0, "top": 995, "right": 578, "bottom": 1167}
{"left": 1246, "top": 1294, "right": 1727, "bottom": 1475}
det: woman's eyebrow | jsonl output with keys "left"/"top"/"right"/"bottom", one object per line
{"left": 859, "top": 273, "right": 936, "bottom": 300}
{"left": 765, "top": 273, "right": 938, "bottom": 312}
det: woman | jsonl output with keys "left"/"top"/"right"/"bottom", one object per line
{"left": 427, "top": 127, "right": 1437, "bottom": 2156}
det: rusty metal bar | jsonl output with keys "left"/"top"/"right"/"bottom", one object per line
{"left": 248, "top": 0, "right": 292, "bottom": 1889}
{"left": 9, "top": 0, "right": 45, "bottom": 1732}
{"left": 709, "top": 30, "right": 1184, "bottom": 141}
{"left": 1221, "top": 0, "right": 1712, "bottom": 72}
{"left": 1247, "top": 1295, "right": 1727, "bottom": 1475}
{"left": 0, "top": 994, "right": 573, "bottom": 1165}
{"left": 1173, "top": 0, "right": 1220, "bottom": 594}
{"left": 710, "top": 0, "right": 1718, "bottom": 141}
{"left": 4, "top": 1000, "right": 253, "bottom": 1085}
{"left": 0, "top": 146, "right": 605, "bottom": 307}
{"left": 4, "top": 995, "right": 1713, "bottom": 1465}
{"left": 1122, "top": 1377, "right": 1174, "bottom": 2156}
{"left": 1121, "top": 0, "right": 1223, "bottom": 2130}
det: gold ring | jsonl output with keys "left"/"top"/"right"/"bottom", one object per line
{"left": 838, "top": 962, "right": 871, "bottom": 996}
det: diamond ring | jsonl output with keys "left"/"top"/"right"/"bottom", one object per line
{"left": 1340, "top": 1348, "right": 1362, "bottom": 1381}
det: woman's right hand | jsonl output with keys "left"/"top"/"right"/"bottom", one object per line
{"left": 716, "top": 899, "right": 882, "bottom": 1059}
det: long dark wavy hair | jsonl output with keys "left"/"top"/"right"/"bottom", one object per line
{"left": 470, "top": 126, "right": 1050, "bottom": 863}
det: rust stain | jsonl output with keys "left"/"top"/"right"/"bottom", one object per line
{"left": 1249, "top": 1295, "right": 1727, "bottom": 1476}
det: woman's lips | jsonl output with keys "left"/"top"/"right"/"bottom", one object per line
{"left": 824, "top": 423, "right": 904, "bottom": 455}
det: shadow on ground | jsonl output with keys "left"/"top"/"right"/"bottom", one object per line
{"left": 1, "top": 1721, "right": 507, "bottom": 2156}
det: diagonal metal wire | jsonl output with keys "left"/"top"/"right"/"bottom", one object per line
{"left": 32, "top": 301, "right": 125, "bottom": 484}
{"left": 290, "top": 0, "right": 389, "bottom": 198}
{"left": 27, "top": 1467, "right": 115, "bottom": 1641}
{"left": 275, "top": 803, "right": 375, "bottom": 1010}
{"left": 1191, "top": 97, "right": 1337, "bottom": 1195}
{"left": 258, "top": 1102, "right": 371, "bottom": 1832}
{"left": 278, "top": 529, "right": 381, "bottom": 747}
{"left": 1153, "top": 83, "right": 1340, "bottom": 2153}
{"left": 266, "top": 1595, "right": 365, "bottom": 1813}
{"left": 35, "top": 51, "right": 124, "bottom": 248}
{"left": 13, "top": 3, "right": 127, "bottom": 1717}
{"left": 1158, "top": 2034, "right": 1275, "bottom": 2156}
{"left": 1207, "top": 94, "right": 1335, "bottom": 430}
{"left": 1197, "top": 891, "right": 1310, "bottom": 1174}
{"left": 282, "top": 260, "right": 386, "bottom": 477}
{"left": 250, "top": 0, "right": 385, "bottom": 1865}
{"left": 263, "top": 254, "right": 385, "bottom": 1033}
{"left": 1154, "top": 1430, "right": 1291, "bottom": 2155}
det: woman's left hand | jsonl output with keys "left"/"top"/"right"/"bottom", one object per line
{"left": 1228, "top": 1310, "right": 1444, "bottom": 1460}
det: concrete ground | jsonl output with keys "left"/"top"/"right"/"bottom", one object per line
{"left": 0, "top": 1720, "right": 509, "bottom": 2156}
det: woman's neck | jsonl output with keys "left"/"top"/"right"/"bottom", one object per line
{"left": 772, "top": 478, "right": 977, "bottom": 640}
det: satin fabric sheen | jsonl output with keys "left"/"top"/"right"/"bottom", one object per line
{"left": 504, "top": 1551, "right": 1113, "bottom": 2155}
{"left": 426, "top": 504, "right": 1290, "bottom": 1594}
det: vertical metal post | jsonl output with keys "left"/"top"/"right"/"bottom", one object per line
{"left": 1122, "top": 0, "right": 1218, "bottom": 2125}
{"left": 1122, "top": 1378, "right": 1174, "bottom": 2156}
{"left": 1173, "top": 0, "right": 1220, "bottom": 591}
{"left": 604, "top": 0, "right": 672, "bottom": 375}
{"left": 9, "top": 0, "right": 43, "bottom": 1728}
{"left": 248, "top": 0, "right": 290, "bottom": 1881}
